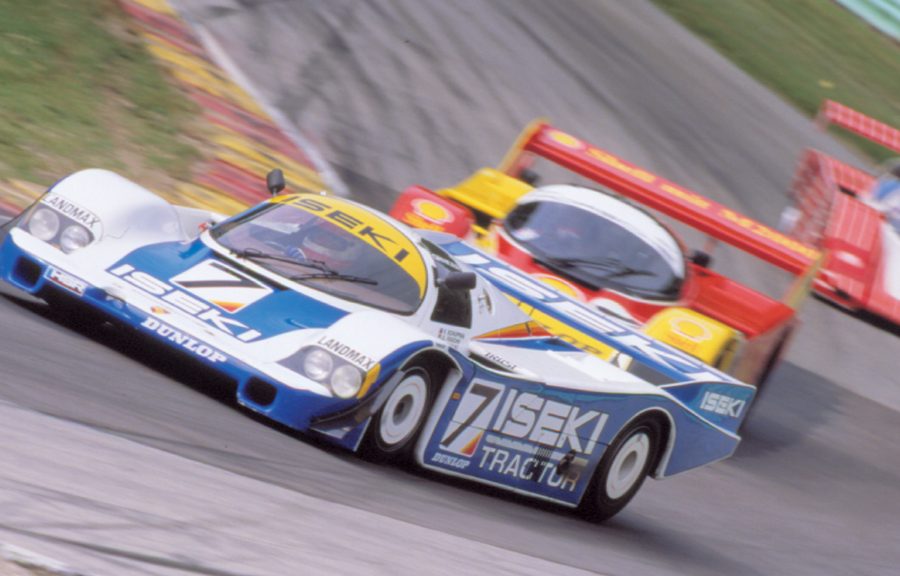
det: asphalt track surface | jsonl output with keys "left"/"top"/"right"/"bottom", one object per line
{"left": 2, "top": 1, "right": 900, "bottom": 575}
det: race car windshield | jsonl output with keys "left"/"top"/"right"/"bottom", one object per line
{"left": 504, "top": 201, "right": 684, "bottom": 299}
{"left": 211, "top": 202, "right": 423, "bottom": 314}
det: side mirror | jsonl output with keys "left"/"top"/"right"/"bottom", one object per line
{"left": 519, "top": 168, "right": 540, "bottom": 186}
{"left": 439, "top": 271, "right": 477, "bottom": 291}
{"left": 690, "top": 250, "right": 712, "bottom": 268}
{"left": 267, "top": 168, "right": 286, "bottom": 196}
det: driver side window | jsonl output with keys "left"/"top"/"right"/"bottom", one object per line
{"left": 422, "top": 240, "right": 472, "bottom": 328}
{"left": 432, "top": 281, "right": 472, "bottom": 327}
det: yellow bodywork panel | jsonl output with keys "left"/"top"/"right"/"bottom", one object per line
{"left": 438, "top": 168, "right": 533, "bottom": 220}
{"left": 643, "top": 308, "right": 742, "bottom": 371}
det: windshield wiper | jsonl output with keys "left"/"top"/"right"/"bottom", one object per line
{"left": 290, "top": 273, "right": 378, "bottom": 285}
{"left": 535, "top": 254, "right": 652, "bottom": 278}
{"left": 233, "top": 247, "right": 330, "bottom": 273}
{"left": 235, "top": 248, "right": 379, "bottom": 286}
{"left": 531, "top": 254, "right": 654, "bottom": 293}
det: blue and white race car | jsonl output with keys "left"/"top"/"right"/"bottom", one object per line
{"left": 0, "top": 169, "right": 755, "bottom": 521}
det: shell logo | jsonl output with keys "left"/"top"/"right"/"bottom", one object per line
{"left": 547, "top": 129, "right": 584, "bottom": 150}
{"left": 411, "top": 198, "right": 453, "bottom": 224}
{"left": 533, "top": 273, "right": 585, "bottom": 301}
{"left": 668, "top": 316, "right": 712, "bottom": 343}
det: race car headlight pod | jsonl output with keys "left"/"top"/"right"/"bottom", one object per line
{"left": 20, "top": 203, "right": 97, "bottom": 252}
{"left": 330, "top": 364, "right": 363, "bottom": 399}
{"left": 27, "top": 208, "right": 60, "bottom": 241}
{"left": 59, "top": 224, "right": 92, "bottom": 253}
{"left": 302, "top": 348, "right": 334, "bottom": 381}
{"left": 281, "top": 346, "right": 368, "bottom": 398}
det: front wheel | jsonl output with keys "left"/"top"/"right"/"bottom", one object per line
{"left": 366, "top": 368, "right": 433, "bottom": 461}
{"left": 582, "top": 417, "right": 661, "bottom": 522}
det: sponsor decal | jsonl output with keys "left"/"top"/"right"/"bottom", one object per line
{"left": 476, "top": 289, "right": 493, "bottom": 314}
{"left": 110, "top": 263, "right": 262, "bottom": 342}
{"left": 440, "top": 381, "right": 609, "bottom": 457}
{"left": 434, "top": 380, "right": 600, "bottom": 493}
{"left": 316, "top": 336, "right": 375, "bottom": 370}
{"left": 481, "top": 351, "right": 517, "bottom": 372}
{"left": 140, "top": 318, "right": 227, "bottom": 363}
{"left": 430, "top": 452, "right": 470, "bottom": 470}
{"left": 45, "top": 267, "right": 87, "bottom": 296}
{"left": 410, "top": 198, "right": 453, "bottom": 224}
{"left": 273, "top": 194, "right": 427, "bottom": 295}
{"left": 172, "top": 260, "right": 272, "bottom": 313}
{"left": 700, "top": 391, "right": 746, "bottom": 418}
{"left": 718, "top": 208, "right": 820, "bottom": 261}
{"left": 437, "top": 327, "right": 466, "bottom": 346}
{"left": 668, "top": 316, "right": 713, "bottom": 343}
{"left": 42, "top": 195, "right": 102, "bottom": 234}
{"left": 476, "top": 444, "right": 581, "bottom": 492}
{"left": 546, "top": 129, "right": 656, "bottom": 185}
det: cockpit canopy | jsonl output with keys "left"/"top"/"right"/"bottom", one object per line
{"left": 503, "top": 185, "right": 686, "bottom": 300}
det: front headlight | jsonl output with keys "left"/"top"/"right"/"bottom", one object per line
{"left": 59, "top": 224, "right": 91, "bottom": 253}
{"left": 280, "top": 346, "right": 373, "bottom": 398}
{"left": 27, "top": 208, "right": 60, "bottom": 241}
{"left": 302, "top": 348, "right": 333, "bottom": 381}
{"left": 330, "top": 364, "right": 363, "bottom": 398}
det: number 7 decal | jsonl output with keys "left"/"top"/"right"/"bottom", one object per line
{"left": 440, "top": 381, "right": 505, "bottom": 456}
{"left": 172, "top": 260, "right": 272, "bottom": 313}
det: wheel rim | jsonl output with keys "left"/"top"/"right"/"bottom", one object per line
{"left": 605, "top": 430, "right": 651, "bottom": 500}
{"left": 378, "top": 373, "right": 428, "bottom": 448}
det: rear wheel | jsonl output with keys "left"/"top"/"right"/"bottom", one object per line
{"left": 583, "top": 417, "right": 661, "bottom": 522}
{"left": 367, "top": 368, "right": 433, "bottom": 460}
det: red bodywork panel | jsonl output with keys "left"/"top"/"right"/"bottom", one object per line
{"left": 688, "top": 268, "right": 796, "bottom": 337}
{"left": 789, "top": 101, "right": 900, "bottom": 326}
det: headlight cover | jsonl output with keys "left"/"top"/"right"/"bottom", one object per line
{"left": 331, "top": 364, "right": 363, "bottom": 398}
{"left": 19, "top": 199, "right": 97, "bottom": 253}
{"left": 302, "top": 348, "right": 334, "bottom": 381}
{"left": 27, "top": 208, "right": 60, "bottom": 241}
{"left": 59, "top": 224, "right": 92, "bottom": 253}
{"left": 281, "top": 346, "right": 369, "bottom": 398}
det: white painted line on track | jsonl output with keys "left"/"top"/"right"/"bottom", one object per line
{"left": 1, "top": 543, "right": 84, "bottom": 576}
{"left": 183, "top": 17, "right": 350, "bottom": 198}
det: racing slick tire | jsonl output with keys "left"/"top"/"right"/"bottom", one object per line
{"left": 366, "top": 367, "right": 433, "bottom": 461}
{"left": 582, "top": 416, "right": 662, "bottom": 522}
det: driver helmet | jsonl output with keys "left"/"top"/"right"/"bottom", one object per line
{"left": 872, "top": 160, "right": 900, "bottom": 232}
{"left": 300, "top": 225, "right": 362, "bottom": 267}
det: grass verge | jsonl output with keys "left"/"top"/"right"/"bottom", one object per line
{"left": 651, "top": 0, "right": 900, "bottom": 162}
{"left": 0, "top": 0, "right": 200, "bottom": 185}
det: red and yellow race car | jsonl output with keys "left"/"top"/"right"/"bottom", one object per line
{"left": 390, "top": 121, "right": 822, "bottom": 387}
{"left": 782, "top": 100, "right": 900, "bottom": 327}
